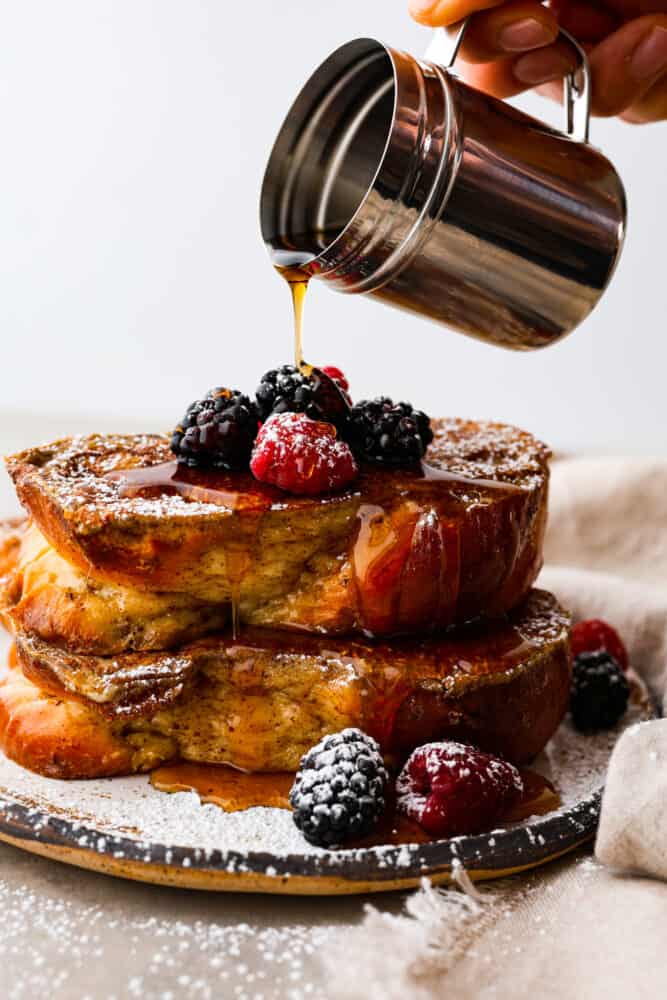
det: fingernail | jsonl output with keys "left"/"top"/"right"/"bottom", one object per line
{"left": 498, "top": 18, "right": 554, "bottom": 53}
{"left": 630, "top": 26, "right": 667, "bottom": 81}
{"left": 514, "top": 49, "right": 572, "bottom": 85}
{"left": 410, "top": 0, "right": 437, "bottom": 12}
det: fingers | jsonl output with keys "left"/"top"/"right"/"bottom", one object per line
{"left": 507, "top": 14, "right": 667, "bottom": 120}
{"left": 513, "top": 37, "right": 579, "bottom": 85}
{"left": 409, "top": 0, "right": 505, "bottom": 28}
{"left": 622, "top": 73, "right": 667, "bottom": 121}
{"left": 454, "top": 56, "right": 530, "bottom": 99}
{"left": 546, "top": 0, "right": 621, "bottom": 44}
{"left": 451, "top": 0, "right": 559, "bottom": 63}
{"left": 412, "top": 0, "right": 667, "bottom": 122}
{"left": 587, "top": 14, "right": 667, "bottom": 115}
{"left": 457, "top": 38, "right": 578, "bottom": 98}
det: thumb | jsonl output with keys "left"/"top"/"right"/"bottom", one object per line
{"left": 409, "top": 0, "right": 506, "bottom": 28}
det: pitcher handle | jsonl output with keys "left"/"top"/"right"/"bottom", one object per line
{"left": 429, "top": 19, "right": 591, "bottom": 142}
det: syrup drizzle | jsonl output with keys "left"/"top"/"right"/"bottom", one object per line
{"left": 282, "top": 269, "right": 310, "bottom": 373}
{"left": 269, "top": 226, "right": 345, "bottom": 372}
{"left": 106, "top": 456, "right": 528, "bottom": 641}
{"left": 107, "top": 463, "right": 276, "bottom": 640}
{"left": 172, "top": 607, "right": 554, "bottom": 768}
{"left": 108, "top": 458, "right": 520, "bottom": 506}
{"left": 150, "top": 762, "right": 560, "bottom": 846}
{"left": 271, "top": 250, "right": 315, "bottom": 373}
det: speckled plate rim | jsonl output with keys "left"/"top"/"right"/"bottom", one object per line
{"left": 0, "top": 783, "right": 602, "bottom": 895}
{"left": 0, "top": 667, "right": 657, "bottom": 896}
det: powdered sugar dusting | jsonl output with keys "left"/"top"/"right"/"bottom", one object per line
{"left": 395, "top": 741, "right": 524, "bottom": 830}
{"left": 250, "top": 413, "right": 357, "bottom": 494}
{"left": 6, "top": 419, "right": 548, "bottom": 528}
{"left": 7, "top": 434, "right": 243, "bottom": 522}
{"left": 430, "top": 418, "right": 549, "bottom": 489}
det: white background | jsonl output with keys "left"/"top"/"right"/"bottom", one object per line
{"left": 0, "top": 0, "right": 665, "bottom": 455}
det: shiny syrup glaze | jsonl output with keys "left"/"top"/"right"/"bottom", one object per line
{"left": 109, "top": 458, "right": 524, "bottom": 639}
{"left": 111, "top": 455, "right": 519, "bottom": 506}
{"left": 150, "top": 762, "right": 560, "bottom": 847}
{"left": 107, "top": 463, "right": 279, "bottom": 640}
{"left": 210, "top": 612, "right": 553, "bottom": 756}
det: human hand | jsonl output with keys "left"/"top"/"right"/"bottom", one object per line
{"left": 409, "top": 0, "right": 667, "bottom": 122}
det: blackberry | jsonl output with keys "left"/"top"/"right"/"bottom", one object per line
{"left": 170, "top": 388, "right": 259, "bottom": 470}
{"left": 570, "top": 650, "right": 630, "bottom": 731}
{"left": 289, "top": 728, "right": 388, "bottom": 847}
{"left": 255, "top": 365, "right": 350, "bottom": 431}
{"left": 348, "top": 397, "right": 434, "bottom": 465}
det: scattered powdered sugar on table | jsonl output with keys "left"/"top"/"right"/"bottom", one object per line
{"left": 0, "top": 862, "right": 335, "bottom": 1000}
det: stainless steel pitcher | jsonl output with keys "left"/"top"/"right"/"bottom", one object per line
{"left": 260, "top": 24, "right": 627, "bottom": 350}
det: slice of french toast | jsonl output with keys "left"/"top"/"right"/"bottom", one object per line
{"left": 5, "top": 419, "right": 550, "bottom": 637}
{"left": 2, "top": 590, "right": 571, "bottom": 777}
{"left": 3, "top": 523, "right": 229, "bottom": 654}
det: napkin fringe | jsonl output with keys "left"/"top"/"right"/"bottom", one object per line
{"left": 323, "top": 869, "right": 497, "bottom": 999}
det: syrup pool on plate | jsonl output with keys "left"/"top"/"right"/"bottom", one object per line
{"left": 150, "top": 762, "right": 560, "bottom": 846}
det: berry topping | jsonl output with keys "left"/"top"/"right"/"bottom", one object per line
{"left": 289, "top": 728, "right": 388, "bottom": 847}
{"left": 321, "top": 365, "right": 350, "bottom": 393}
{"left": 570, "top": 651, "right": 630, "bottom": 731}
{"left": 348, "top": 397, "right": 434, "bottom": 466}
{"left": 255, "top": 365, "right": 351, "bottom": 431}
{"left": 396, "top": 741, "right": 523, "bottom": 838}
{"left": 571, "top": 619, "right": 628, "bottom": 672}
{"left": 250, "top": 412, "right": 358, "bottom": 496}
{"left": 170, "top": 388, "right": 259, "bottom": 470}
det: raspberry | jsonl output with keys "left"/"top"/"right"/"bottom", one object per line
{"left": 348, "top": 397, "right": 434, "bottom": 466}
{"left": 321, "top": 366, "right": 350, "bottom": 394}
{"left": 250, "top": 413, "right": 358, "bottom": 496}
{"left": 289, "top": 729, "right": 388, "bottom": 847}
{"left": 571, "top": 619, "right": 628, "bottom": 671}
{"left": 255, "top": 365, "right": 351, "bottom": 431}
{"left": 570, "top": 651, "right": 630, "bottom": 730}
{"left": 170, "top": 388, "right": 259, "bottom": 470}
{"left": 396, "top": 741, "right": 523, "bottom": 837}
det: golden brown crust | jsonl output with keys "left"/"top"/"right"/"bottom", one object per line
{"left": 5, "top": 524, "right": 228, "bottom": 654}
{"left": 3, "top": 590, "right": 571, "bottom": 776}
{"left": 0, "top": 518, "right": 24, "bottom": 579}
{"left": 6, "top": 421, "right": 550, "bottom": 637}
{"left": 0, "top": 518, "right": 26, "bottom": 633}
{"left": 0, "top": 665, "right": 135, "bottom": 779}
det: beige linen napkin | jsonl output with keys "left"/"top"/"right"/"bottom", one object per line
{"left": 539, "top": 456, "right": 667, "bottom": 878}
{"left": 322, "top": 456, "right": 667, "bottom": 1000}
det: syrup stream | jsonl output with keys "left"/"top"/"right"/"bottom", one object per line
{"left": 282, "top": 268, "right": 310, "bottom": 373}
{"left": 271, "top": 250, "right": 315, "bottom": 373}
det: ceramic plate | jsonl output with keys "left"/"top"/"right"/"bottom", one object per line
{"left": 0, "top": 632, "right": 654, "bottom": 895}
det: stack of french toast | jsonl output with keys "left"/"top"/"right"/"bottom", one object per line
{"left": 0, "top": 413, "right": 571, "bottom": 781}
